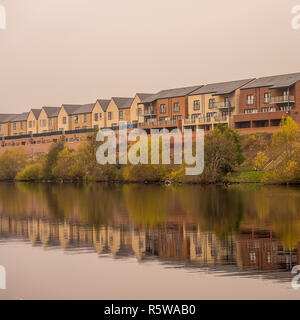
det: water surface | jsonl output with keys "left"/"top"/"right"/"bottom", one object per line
{"left": 0, "top": 183, "right": 300, "bottom": 299}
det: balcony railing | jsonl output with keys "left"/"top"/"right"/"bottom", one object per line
{"left": 139, "top": 119, "right": 181, "bottom": 128}
{"left": 184, "top": 115, "right": 228, "bottom": 125}
{"left": 270, "top": 96, "right": 295, "bottom": 104}
{"left": 143, "top": 110, "right": 156, "bottom": 116}
{"left": 213, "top": 102, "right": 234, "bottom": 109}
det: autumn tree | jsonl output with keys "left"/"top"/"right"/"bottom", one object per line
{"left": 0, "top": 147, "right": 28, "bottom": 180}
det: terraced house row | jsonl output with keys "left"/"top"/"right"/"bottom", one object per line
{"left": 1, "top": 72, "right": 300, "bottom": 143}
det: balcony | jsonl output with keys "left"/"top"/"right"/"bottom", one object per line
{"left": 183, "top": 116, "right": 228, "bottom": 126}
{"left": 139, "top": 119, "right": 182, "bottom": 129}
{"left": 270, "top": 96, "right": 295, "bottom": 104}
{"left": 213, "top": 102, "right": 234, "bottom": 109}
{"left": 143, "top": 110, "right": 156, "bottom": 116}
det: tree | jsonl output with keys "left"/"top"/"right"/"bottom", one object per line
{"left": 272, "top": 116, "right": 300, "bottom": 161}
{"left": 0, "top": 147, "right": 28, "bottom": 180}
{"left": 52, "top": 147, "right": 76, "bottom": 181}
{"left": 202, "top": 126, "right": 244, "bottom": 182}
{"left": 254, "top": 152, "right": 269, "bottom": 171}
{"left": 40, "top": 140, "right": 65, "bottom": 180}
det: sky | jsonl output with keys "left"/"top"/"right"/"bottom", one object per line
{"left": 0, "top": 0, "right": 300, "bottom": 113}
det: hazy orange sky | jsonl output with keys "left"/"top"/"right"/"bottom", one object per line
{"left": 0, "top": 0, "right": 300, "bottom": 113}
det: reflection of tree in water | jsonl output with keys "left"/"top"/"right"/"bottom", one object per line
{"left": 177, "top": 185, "right": 243, "bottom": 239}
{"left": 2, "top": 183, "right": 300, "bottom": 251}
{"left": 123, "top": 185, "right": 170, "bottom": 226}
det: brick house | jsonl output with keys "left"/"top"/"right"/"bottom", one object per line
{"left": 234, "top": 72, "right": 300, "bottom": 134}
{"left": 184, "top": 79, "right": 254, "bottom": 131}
{"left": 138, "top": 85, "right": 202, "bottom": 131}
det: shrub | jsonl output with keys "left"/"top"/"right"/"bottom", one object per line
{"left": 254, "top": 152, "right": 269, "bottom": 171}
{"left": 16, "top": 162, "right": 42, "bottom": 181}
{"left": 0, "top": 147, "right": 28, "bottom": 180}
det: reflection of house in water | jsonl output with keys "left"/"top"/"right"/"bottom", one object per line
{"left": 184, "top": 224, "right": 235, "bottom": 265}
{"left": 1, "top": 214, "right": 300, "bottom": 274}
{"left": 131, "top": 229, "right": 146, "bottom": 261}
{"left": 235, "top": 228, "right": 300, "bottom": 271}
{"left": 146, "top": 223, "right": 190, "bottom": 260}
{"left": 93, "top": 226, "right": 108, "bottom": 254}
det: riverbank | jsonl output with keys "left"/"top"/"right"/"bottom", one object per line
{"left": 0, "top": 117, "right": 299, "bottom": 185}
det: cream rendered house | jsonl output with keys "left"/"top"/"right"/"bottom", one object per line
{"left": 130, "top": 93, "right": 154, "bottom": 125}
{"left": 37, "top": 107, "right": 60, "bottom": 133}
{"left": 106, "top": 97, "right": 134, "bottom": 128}
{"left": 57, "top": 104, "right": 82, "bottom": 132}
{"left": 185, "top": 79, "right": 254, "bottom": 131}
{"left": 9, "top": 112, "right": 29, "bottom": 136}
{"left": 92, "top": 99, "right": 110, "bottom": 129}
{"left": 0, "top": 114, "right": 17, "bottom": 137}
{"left": 27, "top": 109, "right": 41, "bottom": 135}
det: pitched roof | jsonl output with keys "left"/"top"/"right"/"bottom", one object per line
{"left": 61, "top": 104, "right": 82, "bottom": 115}
{"left": 0, "top": 114, "right": 17, "bottom": 124}
{"left": 136, "top": 93, "right": 154, "bottom": 101}
{"left": 112, "top": 97, "right": 134, "bottom": 109}
{"left": 241, "top": 72, "right": 300, "bottom": 90}
{"left": 71, "top": 103, "right": 95, "bottom": 115}
{"left": 140, "top": 85, "right": 203, "bottom": 104}
{"left": 97, "top": 99, "right": 111, "bottom": 112}
{"left": 10, "top": 112, "right": 29, "bottom": 122}
{"left": 42, "top": 107, "right": 60, "bottom": 118}
{"left": 190, "top": 79, "right": 254, "bottom": 96}
{"left": 30, "top": 109, "right": 42, "bottom": 119}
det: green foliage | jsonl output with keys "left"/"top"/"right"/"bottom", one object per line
{"left": 16, "top": 162, "right": 42, "bottom": 181}
{"left": 254, "top": 152, "right": 269, "bottom": 171}
{"left": 52, "top": 147, "right": 77, "bottom": 181}
{"left": 227, "top": 170, "right": 265, "bottom": 183}
{"left": 201, "top": 126, "right": 244, "bottom": 183}
{"left": 0, "top": 147, "right": 28, "bottom": 180}
{"left": 40, "top": 140, "right": 65, "bottom": 180}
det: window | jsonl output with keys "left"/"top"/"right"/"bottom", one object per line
{"left": 108, "top": 112, "right": 112, "bottom": 120}
{"left": 264, "top": 93, "right": 270, "bottom": 104}
{"left": 138, "top": 108, "right": 142, "bottom": 116}
{"left": 249, "top": 252, "right": 256, "bottom": 263}
{"left": 195, "top": 246, "right": 202, "bottom": 256}
{"left": 173, "top": 115, "right": 182, "bottom": 120}
{"left": 94, "top": 113, "right": 99, "bottom": 121}
{"left": 119, "top": 111, "right": 123, "bottom": 120}
{"left": 83, "top": 114, "right": 87, "bottom": 122}
{"left": 247, "top": 94, "right": 254, "bottom": 105}
{"left": 33, "top": 120, "right": 35, "bottom": 127}
{"left": 222, "top": 111, "right": 231, "bottom": 117}
{"left": 160, "top": 104, "right": 166, "bottom": 114}
{"left": 49, "top": 119, "right": 52, "bottom": 127}
{"left": 99, "top": 113, "right": 102, "bottom": 119}
{"left": 42, "top": 119, "right": 46, "bottom": 127}
{"left": 63, "top": 117, "right": 67, "bottom": 124}
{"left": 173, "top": 102, "right": 180, "bottom": 113}
{"left": 245, "top": 109, "right": 258, "bottom": 114}
{"left": 13, "top": 123, "right": 16, "bottom": 130}
{"left": 74, "top": 116, "right": 78, "bottom": 124}
{"left": 29, "top": 121, "right": 32, "bottom": 128}
{"left": 225, "top": 97, "right": 230, "bottom": 107}
{"left": 20, "top": 122, "right": 24, "bottom": 130}
{"left": 207, "top": 112, "right": 217, "bottom": 118}
{"left": 208, "top": 99, "right": 215, "bottom": 109}
{"left": 159, "top": 117, "right": 169, "bottom": 121}
{"left": 0, "top": 125, "right": 2, "bottom": 131}
{"left": 262, "top": 107, "right": 276, "bottom": 113}
{"left": 193, "top": 100, "right": 200, "bottom": 110}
